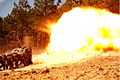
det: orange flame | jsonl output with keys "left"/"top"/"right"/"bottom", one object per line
{"left": 15, "top": 7, "right": 120, "bottom": 70}
{"left": 47, "top": 7, "right": 120, "bottom": 53}
{"left": 31, "top": 8, "right": 120, "bottom": 68}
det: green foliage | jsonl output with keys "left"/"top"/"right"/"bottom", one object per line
{"left": 0, "top": 0, "right": 61, "bottom": 53}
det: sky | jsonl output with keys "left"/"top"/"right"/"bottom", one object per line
{"left": 0, "top": 0, "right": 65, "bottom": 18}
{"left": 0, "top": 0, "right": 35, "bottom": 17}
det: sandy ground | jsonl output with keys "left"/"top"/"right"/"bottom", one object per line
{"left": 0, "top": 52, "right": 119, "bottom": 80}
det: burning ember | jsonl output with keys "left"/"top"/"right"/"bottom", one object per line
{"left": 47, "top": 7, "right": 120, "bottom": 53}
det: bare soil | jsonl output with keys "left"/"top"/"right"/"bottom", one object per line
{"left": 0, "top": 55, "right": 119, "bottom": 80}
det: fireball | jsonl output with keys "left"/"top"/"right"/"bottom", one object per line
{"left": 31, "top": 7, "right": 120, "bottom": 68}
{"left": 47, "top": 7, "right": 120, "bottom": 53}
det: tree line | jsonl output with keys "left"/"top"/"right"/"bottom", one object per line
{"left": 0, "top": 0, "right": 119, "bottom": 53}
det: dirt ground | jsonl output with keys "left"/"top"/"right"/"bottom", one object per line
{"left": 0, "top": 53, "right": 119, "bottom": 80}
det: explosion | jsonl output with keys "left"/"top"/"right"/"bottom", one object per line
{"left": 13, "top": 7, "right": 120, "bottom": 71}
{"left": 47, "top": 7, "right": 120, "bottom": 53}
{"left": 18, "top": 7, "right": 120, "bottom": 70}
